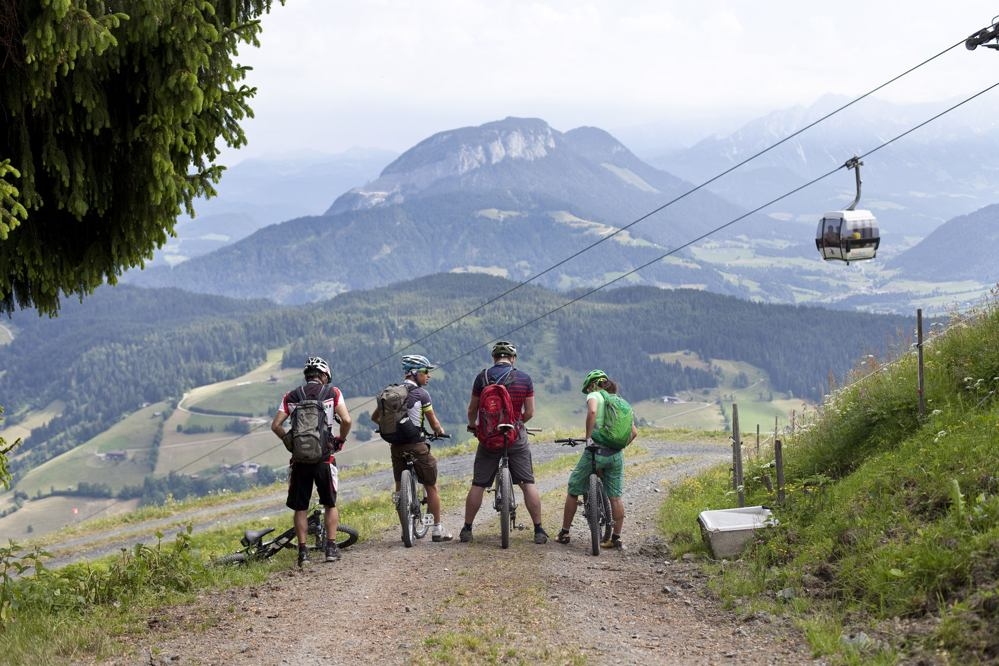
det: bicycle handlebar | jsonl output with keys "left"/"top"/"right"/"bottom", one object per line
{"left": 554, "top": 437, "right": 586, "bottom": 446}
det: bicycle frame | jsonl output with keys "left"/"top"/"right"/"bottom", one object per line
{"left": 493, "top": 425, "right": 519, "bottom": 549}
{"left": 216, "top": 506, "right": 358, "bottom": 565}
{"left": 397, "top": 451, "right": 432, "bottom": 547}
{"left": 556, "top": 438, "right": 613, "bottom": 555}
{"left": 396, "top": 431, "right": 448, "bottom": 547}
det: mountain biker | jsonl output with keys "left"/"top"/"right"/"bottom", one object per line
{"left": 556, "top": 369, "right": 637, "bottom": 550}
{"left": 371, "top": 354, "right": 453, "bottom": 542}
{"left": 460, "top": 340, "right": 549, "bottom": 544}
{"left": 271, "top": 356, "right": 352, "bottom": 565}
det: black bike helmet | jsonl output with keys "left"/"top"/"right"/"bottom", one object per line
{"left": 491, "top": 340, "right": 517, "bottom": 358}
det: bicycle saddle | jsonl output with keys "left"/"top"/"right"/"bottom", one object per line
{"left": 240, "top": 527, "right": 276, "bottom": 546}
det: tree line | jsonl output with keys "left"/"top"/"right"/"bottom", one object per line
{"left": 0, "top": 275, "right": 915, "bottom": 480}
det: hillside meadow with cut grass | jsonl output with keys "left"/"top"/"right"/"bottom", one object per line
{"left": 1, "top": 328, "right": 805, "bottom": 543}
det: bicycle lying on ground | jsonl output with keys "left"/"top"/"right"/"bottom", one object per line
{"left": 555, "top": 438, "right": 613, "bottom": 555}
{"left": 215, "top": 505, "right": 358, "bottom": 565}
{"left": 396, "top": 432, "right": 450, "bottom": 547}
{"left": 489, "top": 425, "right": 540, "bottom": 549}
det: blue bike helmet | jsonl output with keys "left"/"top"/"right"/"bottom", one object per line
{"left": 402, "top": 354, "right": 435, "bottom": 375}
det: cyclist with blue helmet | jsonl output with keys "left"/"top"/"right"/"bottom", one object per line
{"left": 372, "top": 354, "right": 453, "bottom": 542}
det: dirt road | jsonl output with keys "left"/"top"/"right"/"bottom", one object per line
{"left": 89, "top": 439, "right": 819, "bottom": 665}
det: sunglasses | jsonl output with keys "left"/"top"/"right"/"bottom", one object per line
{"left": 419, "top": 368, "right": 432, "bottom": 375}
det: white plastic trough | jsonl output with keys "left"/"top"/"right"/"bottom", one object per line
{"left": 697, "top": 506, "right": 778, "bottom": 559}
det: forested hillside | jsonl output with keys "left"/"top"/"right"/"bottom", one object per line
{"left": 0, "top": 275, "right": 915, "bottom": 485}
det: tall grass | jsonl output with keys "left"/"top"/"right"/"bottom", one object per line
{"left": 659, "top": 300, "right": 999, "bottom": 663}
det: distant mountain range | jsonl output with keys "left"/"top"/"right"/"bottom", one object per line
{"left": 652, "top": 95, "right": 999, "bottom": 244}
{"left": 147, "top": 148, "right": 396, "bottom": 267}
{"left": 124, "top": 104, "right": 999, "bottom": 315}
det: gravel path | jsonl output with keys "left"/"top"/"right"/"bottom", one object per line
{"left": 87, "top": 439, "right": 821, "bottom": 665}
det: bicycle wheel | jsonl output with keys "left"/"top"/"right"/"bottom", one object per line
{"left": 499, "top": 466, "right": 513, "bottom": 549}
{"left": 214, "top": 552, "right": 248, "bottom": 566}
{"left": 413, "top": 480, "right": 430, "bottom": 539}
{"left": 398, "top": 469, "right": 415, "bottom": 547}
{"left": 586, "top": 474, "right": 602, "bottom": 556}
{"left": 335, "top": 525, "right": 359, "bottom": 549}
{"left": 599, "top": 483, "right": 613, "bottom": 544}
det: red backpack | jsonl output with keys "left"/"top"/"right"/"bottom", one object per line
{"left": 475, "top": 367, "right": 517, "bottom": 451}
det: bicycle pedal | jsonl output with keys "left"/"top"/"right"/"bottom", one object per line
{"left": 421, "top": 515, "right": 434, "bottom": 526}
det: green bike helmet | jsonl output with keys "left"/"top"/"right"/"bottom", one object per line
{"left": 581, "top": 369, "right": 608, "bottom": 394}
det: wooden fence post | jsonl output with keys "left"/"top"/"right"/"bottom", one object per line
{"left": 732, "top": 404, "right": 744, "bottom": 507}
{"left": 917, "top": 308, "right": 925, "bottom": 419}
{"left": 775, "top": 438, "right": 785, "bottom": 505}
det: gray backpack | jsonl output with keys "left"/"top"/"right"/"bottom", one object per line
{"left": 376, "top": 383, "right": 414, "bottom": 445}
{"left": 289, "top": 384, "right": 333, "bottom": 463}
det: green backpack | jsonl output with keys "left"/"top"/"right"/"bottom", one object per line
{"left": 592, "top": 390, "right": 634, "bottom": 450}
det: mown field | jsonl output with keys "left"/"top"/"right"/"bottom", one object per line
{"left": 0, "top": 345, "right": 806, "bottom": 544}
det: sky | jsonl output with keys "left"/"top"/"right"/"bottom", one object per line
{"left": 227, "top": 1, "right": 999, "bottom": 162}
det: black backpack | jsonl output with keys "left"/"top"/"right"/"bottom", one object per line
{"left": 289, "top": 384, "right": 334, "bottom": 463}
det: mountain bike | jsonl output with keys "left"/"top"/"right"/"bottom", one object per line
{"left": 396, "top": 432, "right": 450, "bottom": 547}
{"left": 489, "top": 425, "right": 539, "bottom": 549}
{"left": 555, "top": 438, "right": 613, "bottom": 555}
{"left": 215, "top": 505, "right": 358, "bottom": 565}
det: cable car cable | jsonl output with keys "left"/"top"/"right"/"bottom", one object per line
{"left": 189, "top": 48, "right": 999, "bottom": 473}
{"left": 332, "top": 36, "right": 971, "bottom": 392}
{"left": 104, "top": 37, "right": 998, "bottom": 484}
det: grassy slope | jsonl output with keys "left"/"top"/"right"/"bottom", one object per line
{"left": 658, "top": 302, "right": 999, "bottom": 663}
{"left": 4, "top": 286, "right": 998, "bottom": 663}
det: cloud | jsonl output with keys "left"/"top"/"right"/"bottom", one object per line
{"left": 229, "top": 0, "right": 999, "bottom": 160}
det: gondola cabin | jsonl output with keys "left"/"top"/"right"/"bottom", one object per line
{"left": 815, "top": 209, "right": 879, "bottom": 264}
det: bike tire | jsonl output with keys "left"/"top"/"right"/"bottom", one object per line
{"left": 586, "top": 474, "right": 602, "bottom": 556}
{"left": 599, "top": 482, "right": 613, "bottom": 544}
{"left": 306, "top": 511, "right": 359, "bottom": 550}
{"left": 214, "top": 552, "right": 248, "bottom": 566}
{"left": 335, "top": 524, "right": 359, "bottom": 549}
{"left": 499, "top": 466, "right": 513, "bottom": 549}
{"left": 398, "top": 469, "right": 415, "bottom": 547}
{"left": 413, "top": 481, "right": 430, "bottom": 539}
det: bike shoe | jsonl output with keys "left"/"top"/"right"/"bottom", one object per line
{"left": 297, "top": 547, "right": 310, "bottom": 567}
{"left": 534, "top": 529, "right": 549, "bottom": 545}
{"left": 556, "top": 528, "right": 571, "bottom": 545}
{"left": 601, "top": 536, "right": 624, "bottom": 550}
{"left": 459, "top": 526, "right": 473, "bottom": 543}
{"left": 432, "top": 525, "right": 453, "bottom": 542}
{"left": 325, "top": 543, "right": 341, "bottom": 562}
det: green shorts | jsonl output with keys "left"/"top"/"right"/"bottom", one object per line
{"left": 567, "top": 450, "right": 623, "bottom": 498}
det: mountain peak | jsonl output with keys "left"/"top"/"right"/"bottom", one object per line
{"left": 386, "top": 116, "right": 558, "bottom": 175}
{"left": 327, "top": 118, "right": 563, "bottom": 214}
